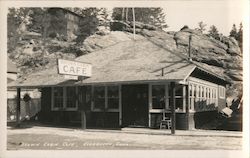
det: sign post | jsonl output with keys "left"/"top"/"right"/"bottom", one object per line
{"left": 57, "top": 59, "right": 92, "bottom": 129}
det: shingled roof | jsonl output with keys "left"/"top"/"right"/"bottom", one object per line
{"left": 9, "top": 31, "right": 229, "bottom": 88}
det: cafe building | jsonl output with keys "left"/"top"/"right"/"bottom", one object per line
{"left": 10, "top": 33, "right": 229, "bottom": 130}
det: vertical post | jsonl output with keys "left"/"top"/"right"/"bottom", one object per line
{"left": 16, "top": 88, "right": 21, "bottom": 127}
{"left": 81, "top": 111, "right": 86, "bottom": 129}
{"left": 125, "top": 8, "right": 128, "bottom": 22}
{"left": 185, "top": 85, "right": 190, "bottom": 129}
{"left": 188, "top": 35, "right": 192, "bottom": 60}
{"left": 132, "top": 7, "right": 136, "bottom": 40}
{"left": 119, "top": 85, "right": 122, "bottom": 127}
{"left": 121, "top": 8, "right": 125, "bottom": 20}
{"left": 148, "top": 84, "right": 152, "bottom": 128}
{"left": 80, "top": 87, "right": 86, "bottom": 130}
{"left": 170, "top": 82, "right": 176, "bottom": 134}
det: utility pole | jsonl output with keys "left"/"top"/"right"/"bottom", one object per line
{"left": 170, "top": 82, "right": 176, "bottom": 134}
{"left": 132, "top": 7, "right": 136, "bottom": 40}
{"left": 188, "top": 35, "right": 192, "bottom": 61}
{"left": 16, "top": 88, "right": 21, "bottom": 127}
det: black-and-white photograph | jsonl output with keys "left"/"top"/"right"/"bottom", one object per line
{"left": 1, "top": 0, "right": 249, "bottom": 157}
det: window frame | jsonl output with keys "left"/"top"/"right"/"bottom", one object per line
{"left": 188, "top": 77, "right": 219, "bottom": 111}
{"left": 51, "top": 86, "right": 78, "bottom": 111}
{"left": 219, "top": 86, "right": 226, "bottom": 99}
{"left": 149, "top": 83, "right": 186, "bottom": 113}
{"left": 91, "top": 85, "right": 120, "bottom": 112}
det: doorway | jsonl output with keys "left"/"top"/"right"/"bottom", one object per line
{"left": 122, "top": 84, "right": 149, "bottom": 127}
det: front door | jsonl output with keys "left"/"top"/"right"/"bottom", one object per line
{"left": 122, "top": 84, "right": 148, "bottom": 127}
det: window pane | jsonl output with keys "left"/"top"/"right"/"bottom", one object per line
{"left": 168, "top": 98, "right": 184, "bottom": 111}
{"left": 54, "top": 87, "right": 63, "bottom": 108}
{"left": 66, "top": 87, "right": 76, "bottom": 108}
{"left": 189, "top": 85, "right": 192, "bottom": 97}
{"left": 152, "top": 85, "right": 165, "bottom": 109}
{"left": 176, "top": 98, "right": 183, "bottom": 110}
{"left": 175, "top": 85, "right": 183, "bottom": 96}
{"left": 94, "top": 86, "right": 105, "bottom": 109}
{"left": 107, "top": 86, "right": 119, "bottom": 109}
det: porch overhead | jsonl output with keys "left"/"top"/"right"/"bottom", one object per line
{"left": 8, "top": 32, "right": 228, "bottom": 88}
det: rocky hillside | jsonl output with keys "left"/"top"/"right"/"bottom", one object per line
{"left": 8, "top": 23, "right": 242, "bottom": 100}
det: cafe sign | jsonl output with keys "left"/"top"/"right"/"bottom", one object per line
{"left": 58, "top": 59, "right": 92, "bottom": 77}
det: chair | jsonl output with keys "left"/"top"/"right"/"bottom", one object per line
{"left": 160, "top": 110, "right": 171, "bottom": 129}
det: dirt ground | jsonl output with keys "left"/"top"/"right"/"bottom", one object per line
{"left": 7, "top": 125, "right": 242, "bottom": 150}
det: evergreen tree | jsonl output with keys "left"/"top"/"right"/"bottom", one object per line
{"left": 27, "top": 8, "right": 47, "bottom": 33}
{"left": 229, "top": 24, "right": 238, "bottom": 39}
{"left": 208, "top": 25, "right": 220, "bottom": 40}
{"left": 7, "top": 8, "right": 34, "bottom": 52}
{"left": 237, "top": 22, "right": 243, "bottom": 52}
{"left": 74, "top": 8, "right": 99, "bottom": 43}
{"left": 112, "top": 8, "right": 168, "bottom": 29}
{"left": 196, "top": 21, "right": 207, "bottom": 33}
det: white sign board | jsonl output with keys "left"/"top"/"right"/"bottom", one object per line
{"left": 64, "top": 75, "right": 78, "bottom": 80}
{"left": 58, "top": 59, "right": 92, "bottom": 77}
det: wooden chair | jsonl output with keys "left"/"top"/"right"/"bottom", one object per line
{"left": 160, "top": 110, "right": 171, "bottom": 129}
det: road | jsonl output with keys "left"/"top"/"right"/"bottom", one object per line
{"left": 7, "top": 125, "right": 242, "bottom": 150}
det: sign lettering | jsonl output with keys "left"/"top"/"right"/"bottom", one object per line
{"left": 58, "top": 59, "right": 92, "bottom": 77}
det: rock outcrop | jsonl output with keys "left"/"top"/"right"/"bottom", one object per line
{"left": 8, "top": 22, "right": 243, "bottom": 98}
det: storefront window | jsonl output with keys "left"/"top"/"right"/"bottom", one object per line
{"left": 107, "top": 86, "right": 119, "bottom": 109}
{"left": 175, "top": 85, "right": 183, "bottom": 111}
{"left": 53, "top": 87, "right": 63, "bottom": 108}
{"left": 152, "top": 85, "right": 165, "bottom": 109}
{"left": 66, "top": 87, "right": 76, "bottom": 108}
{"left": 93, "top": 86, "right": 105, "bottom": 109}
{"left": 167, "top": 84, "right": 184, "bottom": 111}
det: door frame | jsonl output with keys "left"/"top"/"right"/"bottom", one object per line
{"left": 121, "top": 84, "right": 149, "bottom": 127}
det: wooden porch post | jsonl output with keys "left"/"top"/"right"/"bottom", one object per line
{"left": 185, "top": 85, "right": 190, "bottom": 129}
{"left": 81, "top": 111, "right": 86, "bottom": 129}
{"left": 170, "top": 82, "right": 176, "bottom": 134}
{"left": 80, "top": 87, "right": 86, "bottom": 129}
{"left": 16, "top": 88, "right": 21, "bottom": 127}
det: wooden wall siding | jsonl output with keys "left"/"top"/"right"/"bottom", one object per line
{"left": 150, "top": 113, "right": 188, "bottom": 130}
{"left": 39, "top": 87, "right": 52, "bottom": 122}
{"left": 40, "top": 87, "right": 80, "bottom": 125}
{"left": 88, "top": 112, "right": 120, "bottom": 128}
{"left": 193, "top": 111, "right": 218, "bottom": 129}
{"left": 43, "top": 8, "right": 81, "bottom": 41}
{"left": 45, "top": 9, "right": 68, "bottom": 38}
{"left": 66, "top": 13, "right": 80, "bottom": 40}
{"left": 190, "top": 68, "right": 228, "bottom": 86}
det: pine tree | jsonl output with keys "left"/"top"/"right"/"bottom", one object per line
{"left": 196, "top": 21, "right": 207, "bottom": 33}
{"left": 112, "top": 8, "right": 168, "bottom": 29}
{"left": 229, "top": 24, "right": 238, "bottom": 39}
{"left": 67, "top": 8, "right": 102, "bottom": 43}
{"left": 208, "top": 25, "right": 220, "bottom": 40}
{"left": 7, "top": 8, "right": 34, "bottom": 52}
{"left": 237, "top": 22, "right": 243, "bottom": 52}
{"left": 28, "top": 8, "right": 47, "bottom": 33}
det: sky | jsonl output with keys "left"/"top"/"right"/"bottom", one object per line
{"left": 161, "top": 1, "right": 244, "bottom": 36}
